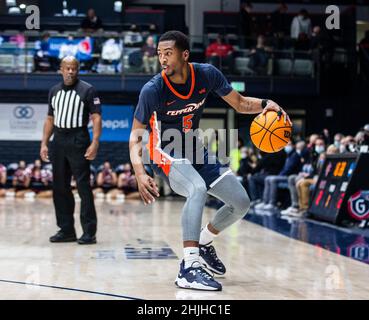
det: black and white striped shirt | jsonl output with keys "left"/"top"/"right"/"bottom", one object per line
{"left": 48, "top": 79, "right": 101, "bottom": 128}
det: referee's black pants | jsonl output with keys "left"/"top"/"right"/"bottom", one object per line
{"left": 51, "top": 127, "right": 97, "bottom": 236}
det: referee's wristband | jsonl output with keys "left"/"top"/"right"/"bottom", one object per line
{"left": 261, "top": 99, "right": 269, "bottom": 108}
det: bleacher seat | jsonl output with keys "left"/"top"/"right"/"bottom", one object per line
{"left": 235, "top": 57, "right": 255, "bottom": 75}
{"left": 0, "top": 54, "right": 15, "bottom": 72}
{"left": 16, "top": 54, "right": 34, "bottom": 73}
{"left": 275, "top": 59, "right": 293, "bottom": 76}
{"left": 293, "top": 59, "right": 314, "bottom": 77}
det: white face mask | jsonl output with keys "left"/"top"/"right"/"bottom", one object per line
{"left": 315, "top": 145, "right": 325, "bottom": 154}
{"left": 241, "top": 152, "right": 247, "bottom": 159}
{"left": 284, "top": 145, "right": 293, "bottom": 154}
{"left": 334, "top": 140, "right": 341, "bottom": 148}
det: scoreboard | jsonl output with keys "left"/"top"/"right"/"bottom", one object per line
{"left": 308, "top": 153, "right": 369, "bottom": 225}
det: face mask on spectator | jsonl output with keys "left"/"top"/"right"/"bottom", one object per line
{"left": 348, "top": 143, "right": 356, "bottom": 152}
{"left": 334, "top": 140, "right": 341, "bottom": 148}
{"left": 284, "top": 145, "right": 293, "bottom": 154}
{"left": 315, "top": 145, "right": 325, "bottom": 154}
{"left": 241, "top": 152, "right": 247, "bottom": 159}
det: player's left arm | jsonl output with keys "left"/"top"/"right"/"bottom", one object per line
{"left": 221, "top": 90, "right": 292, "bottom": 125}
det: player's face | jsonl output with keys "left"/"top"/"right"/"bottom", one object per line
{"left": 60, "top": 60, "right": 79, "bottom": 85}
{"left": 157, "top": 40, "right": 187, "bottom": 77}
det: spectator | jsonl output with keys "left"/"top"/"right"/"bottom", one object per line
{"left": 333, "top": 132, "right": 344, "bottom": 149}
{"left": 237, "top": 146, "right": 258, "bottom": 190}
{"left": 117, "top": 163, "right": 140, "bottom": 199}
{"left": 27, "top": 159, "right": 53, "bottom": 199}
{"left": 124, "top": 24, "right": 144, "bottom": 47}
{"left": 93, "top": 161, "right": 119, "bottom": 200}
{"left": 0, "top": 164, "right": 6, "bottom": 197}
{"left": 293, "top": 138, "right": 327, "bottom": 214}
{"left": 271, "top": 2, "right": 289, "bottom": 36}
{"left": 310, "top": 26, "right": 322, "bottom": 50}
{"left": 290, "top": 9, "right": 312, "bottom": 40}
{"left": 362, "top": 124, "right": 369, "bottom": 147}
{"left": 359, "top": 30, "right": 369, "bottom": 80}
{"left": 240, "top": 2, "right": 253, "bottom": 47}
{"left": 100, "top": 37, "right": 123, "bottom": 73}
{"left": 34, "top": 32, "right": 57, "bottom": 72}
{"left": 142, "top": 36, "right": 158, "bottom": 74}
{"left": 10, "top": 160, "right": 31, "bottom": 198}
{"left": 255, "top": 140, "right": 303, "bottom": 211}
{"left": 294, "top": 32, "right": 310, "bottom": 51}
{"left": 248, "top": 35, "right": 272, "bottom": 75}
{"left": 307, "top": 133, "right": 319, "bottom": 150}
{"left": 205, "top": 34, "right": 234, "bottom": 73}
{"left": 247, "top": 149, "right": 286, "bottom": 206}
{"left": 80, "top": 8, "right": 103, "bottom": 33}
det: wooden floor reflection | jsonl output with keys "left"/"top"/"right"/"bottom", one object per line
{"left": 0, "top": 197, "right": 368, "bottom": 300}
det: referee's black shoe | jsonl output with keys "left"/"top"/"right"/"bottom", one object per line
{"left": 49, "top": 231, "right": 77, "bottom": 243}
{"left": 78, "top": 234, "right": 96, "bottom": 245}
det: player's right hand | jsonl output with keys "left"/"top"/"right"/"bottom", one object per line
{"left": 137, "top": 174, "right": 160, "bottom": 205}
{"left": 40, "top": 144, "right": 50, "bottom": 162}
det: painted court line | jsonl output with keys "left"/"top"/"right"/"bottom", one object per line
{"left": 0, "top": 279, "right": 143, "bottom": 300}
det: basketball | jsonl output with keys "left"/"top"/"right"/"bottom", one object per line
{"left": 250, "top": 111, "right": 292, "bottom": 153}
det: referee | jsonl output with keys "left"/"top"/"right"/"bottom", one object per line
{"left": 40, "top": 56, "right": 102, "bottom": 245}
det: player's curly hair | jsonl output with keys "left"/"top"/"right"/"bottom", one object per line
{"left": 159, "top": 30, "right": 190, "bottom": 52}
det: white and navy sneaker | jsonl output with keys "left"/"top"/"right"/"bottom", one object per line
{"left": 199, "top": 243, "right": 226, "bottom": 275}
{"left": 175, "top": 260, "right": 222, "bottom": 291}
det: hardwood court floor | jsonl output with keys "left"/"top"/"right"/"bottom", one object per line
{"left": 0, "top": 197, "right": 369, "bottom": 300}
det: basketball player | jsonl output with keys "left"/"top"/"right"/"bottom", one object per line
{"left": 129, "top": 31, "right": 291, "bottom": 291}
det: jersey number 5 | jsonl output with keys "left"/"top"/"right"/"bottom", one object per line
{"left": 182, "top": 114, "right": 194, "bottom": 133}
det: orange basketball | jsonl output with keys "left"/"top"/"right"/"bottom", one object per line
{"left": 250, "top": 111, "right": 292, "bottom": 153}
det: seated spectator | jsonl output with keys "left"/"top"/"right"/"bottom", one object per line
{"left": 333, "top": 132, "right": 344, "bottom": 149}
{"left": 27, "top": 159, "right": 53, "bottom": 199}
{"left": 142, "top": 36, "right": 158, "bottom": 74}
{"left": 93, "top": 161, "right": 119, "bottom": 200}
{"left": 117, "top": 163, "right": 140, "bottom": 200}
{"left": 247, "top": 149, "right": 286, "bottom": 206}
{"left": 294, "top": 32, "right": 310, "bottom": 51}
{"left": 0, "top": 163, "right": 6, "bottom": 197}
{"left": 80, "top": 8, "right": 103, "bottom": 33}
{"left": 237, "top": 146, "right": 258, "bottom": 191}
{"left": 339, "top": 135, "right": 356, "bottom": 153}
{"left": 8, "top": 160, "right": 31, "bottom": 198}
{"left": 362, "top": 124, "right": 369, "bottom": 148}
{"left": 100, "top": 37, "right": 123, "bottom": 73}
{"left": 255, "top": 140, "right": 304, "bottom": 211}
{"left": 124, "top": 24, "right": 144, "bottom": 47}
{"left": 290, "top": 9, "right": 312, "bottom": 40}
{"left": 34, "top": 32, "right": 57, "bottom": 72}
{"left": 205, "top": 34, "right": 234, "bottom": 73}
{"left": 310, "top": 26, "right": 322, "bottom": 50}
{"left": 248, "top": 35, "right": 272, "bottom": 75}
{"left": 282, "top": 137, "right": 327, "bottom": 216}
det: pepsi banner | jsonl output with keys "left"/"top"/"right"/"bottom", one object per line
{"left": 88, "top": 105, "right": 134, "bottom": 142}
{"left": 0, "top": 103, "right": 47, "bottom": 141}
{"left": 48, "top": 37, "right": 93, "bottom": 61}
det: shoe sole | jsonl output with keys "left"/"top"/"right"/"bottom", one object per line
{"left": 199, "top": 256, "right": 226, "bottom": 276}
{"left": 77, "top": 240, "right": 97, "bottom": 245}
{"left": 50, "top": 238, "right": 77, "bottom": 243}
{"left": 175, "top": 278, "right": 222, "bottom": 291}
